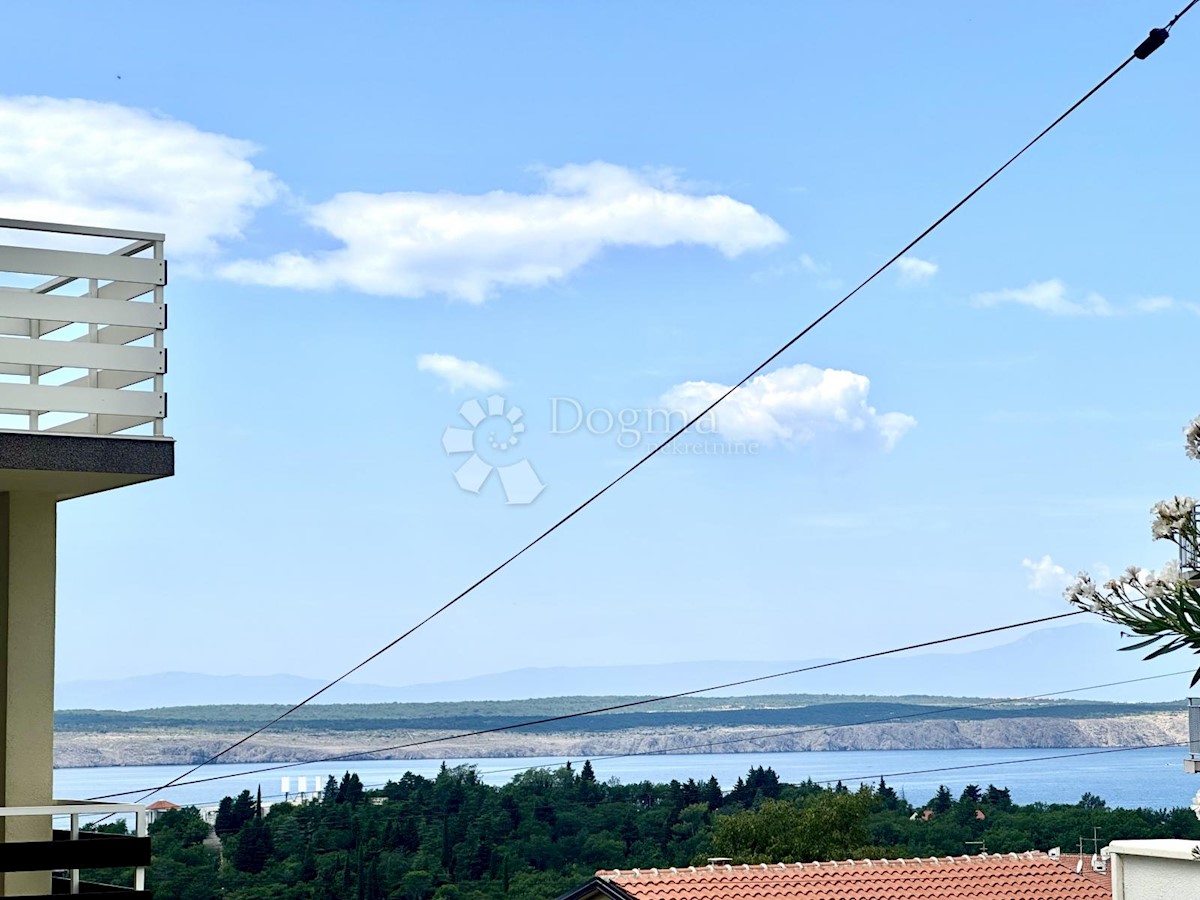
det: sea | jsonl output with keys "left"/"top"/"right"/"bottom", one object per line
{"left": 55, "top": 746, "right": 1200, "bottom": 817}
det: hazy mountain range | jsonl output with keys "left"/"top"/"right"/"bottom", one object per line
{"left": 58, "top": 623, "right": 1193, "bottom": 711}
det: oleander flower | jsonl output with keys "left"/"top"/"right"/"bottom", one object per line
{"left": 1186, "top": 416, "right": 1200, "bottom": 461}
{"left": 1151, "top": 496, "right": 1198, "bottom": 541}
{"left": 1064, "top": 574, "right": 1101, "bottom": 611}
{"left": 1069, "top": 415, "right": 1200, "bottom": 684}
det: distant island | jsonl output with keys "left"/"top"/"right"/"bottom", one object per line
{"left": 53, "top": 692, "right": 1186, "bottom": 767}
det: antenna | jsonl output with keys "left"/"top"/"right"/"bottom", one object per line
{"left": 1089, "top": 826, "right": 1105, "bottom": 872}
{"left": 965, "top": 840, "right": 987, "bottom": 854}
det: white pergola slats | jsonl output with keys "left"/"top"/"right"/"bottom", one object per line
{"left": 0, "top": 245, "right": 165, "bottom": 285}
{"left": 0, "top": 336, "right": 164, "bottom": 374}
{"left": 0, "top": 289, "right": 165, "bottom": 329}
{"left": 0, "top": 383, "right": 164, "bottom": 418}
{"left": 0, "top": 218, "right": 168, "bottom": 437}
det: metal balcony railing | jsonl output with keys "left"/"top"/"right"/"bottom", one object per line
{"left": 0, "top": 218, "right": 167, "bottom": 438}
{"left": 1182, "top": 509, "right": 1200, "bottom": 573}
{"left": 1187, "top": 699, "right": 1200, "bottom": 775}
{"left": 0, "top": 801, "right": 149, "bottom": 898}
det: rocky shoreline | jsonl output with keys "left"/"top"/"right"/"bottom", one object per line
{"left": 52, "top": 711, "right": 1186, "bottom": 768}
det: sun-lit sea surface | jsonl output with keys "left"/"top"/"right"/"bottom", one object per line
{"left": 55, "top": 747, "right": 1200, "bottom": 816}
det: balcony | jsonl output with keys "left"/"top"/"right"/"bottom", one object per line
{"left": 0, "top": 801, "right": 150, "bottom": 897}
{"left": 0, "top": 219, "right": 173, "bottom": 499}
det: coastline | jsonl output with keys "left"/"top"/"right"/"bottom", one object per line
{"left": 53, "top": 711, "right": 1186, "bottom": 768}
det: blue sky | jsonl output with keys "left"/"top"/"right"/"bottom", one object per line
{"left": 6, "top": 1, "right": 1198, "bottom": 697}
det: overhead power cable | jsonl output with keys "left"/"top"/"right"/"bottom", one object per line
{"left": 88, "top": 608, "right": 1177, "bottom": 800}
{"left": 118, "top": 2, "right": 1197, "bottom": 810}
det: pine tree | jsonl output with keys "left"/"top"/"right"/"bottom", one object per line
{"left": 703, "top": 776, "right": 723, "bottom": 811}
{"left": 231, "top": 790, "right": 255, "bottom": 829}
{"left": 299, "top": 845, "right": 317, "bottom": 882}
{"left": 984, "top": 784, "right": 1013, "bottom": 810}
{"left": 931, "top": 785, "right": 954, "bottom": 813}
{"left": 877, "top": 777, "right": 899, "bottom": 810}
{"left": 214, "top": 796, "right": 236, "bottom": 836}
{"left": 232, "top": 817, "right": 273, "bottom": 874}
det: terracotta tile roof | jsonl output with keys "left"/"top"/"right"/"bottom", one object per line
{"left": 146, "top": 800, "right": 181, "bottom": 811}
{"left": 1056, "top": 854, "right": 1112, "bottom": 890}
{"left": 591, "top": 852, "right": 1111, "bottom": 900}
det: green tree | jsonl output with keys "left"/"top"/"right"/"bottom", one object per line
{"left": 1079, "top": 792, "right": 1107, "bottom": 810}
{"left": 214, "top": 796, "right": 235, "bottom": 835}
{"left": 930, "top": 785, "right": 954, "bottom": 814}
{"left": 984, "top": 784, "right": 1013, "bottom": 810}
{"left": 713, "top": 790, "right": 871, "bottom": 863}
{"left": 876, "top": 778, "right": 899, "bottom": 811}
{"left": 702, "top": 777, "right": 723, "bottom": 811}
{"left": 232, "top": 816, "right": 273, "bottom": 874}
{"left": 399, "top": 869, "right": 434, "bottom": 900}
{"left": 231, "top": 789, "right": 255, "bottom": 828}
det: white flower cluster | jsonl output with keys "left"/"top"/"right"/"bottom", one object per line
{"left": 1187, "top": 416, "right": 1200, "bottom": 462}
{"left": 1064, "top": 561, "right": 1185, "bottom": 612}
{"left": 1151, "top": 496, "right": 1198, "bottom": 541}
{"left": 1064, "top": 573, "right": 1101, "bottom": 611}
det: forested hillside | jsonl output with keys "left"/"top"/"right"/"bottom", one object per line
{"left": 55, "top": 694, "right": 1180, "bottom": 732}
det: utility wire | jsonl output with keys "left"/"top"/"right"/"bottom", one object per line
{"left": 86, "top": 608, "right": 1175, "bottom": 800}
{"left": 116, "top": 2, "right": 1196, "bottom": 809}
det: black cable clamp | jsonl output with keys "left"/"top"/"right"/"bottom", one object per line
{"left": 1135, "top": 28, "right": 1169, "bottom": 59}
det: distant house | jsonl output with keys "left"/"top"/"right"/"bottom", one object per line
{"left": 556, "top": 853, "right": 1112, "bottom": 900}
{"left": 145, "top": 799, "right": 182, "bottom": 824}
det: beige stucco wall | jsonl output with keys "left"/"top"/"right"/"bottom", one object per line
{"left": 1110, "top": 839, "right": 1200, "bottom": 900}
{"left": 0, "top": 493, "right": 57, "bottom": 896}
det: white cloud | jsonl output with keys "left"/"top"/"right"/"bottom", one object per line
{"left": 896, "top": 256, "right": 938, "bottom": 284}
{"left": 1134, "top": 296, "right": 1200, "bottom": 315}
{"left": 416, "top": 354, "right": 507, "bottom": 392}
{"left": 220, "top": 162, "right": 787, "bottom": 301}
{"left": 973, "top": 279, "right": 1114, "bottom": 316}
{"left": 974, "top": 280, "right": 1200, "bottom": 317}
{"left": 799, "top": 253, "right": 830, "bottom": 275}
{"left": 658, "top": 363, "right": 915, "bottom": 450}
{"left": 1022, "top": 555, "right": 1073, "bottom": 594}
{"left": 0, "top": 96, "right": 280, "bottom": 256}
